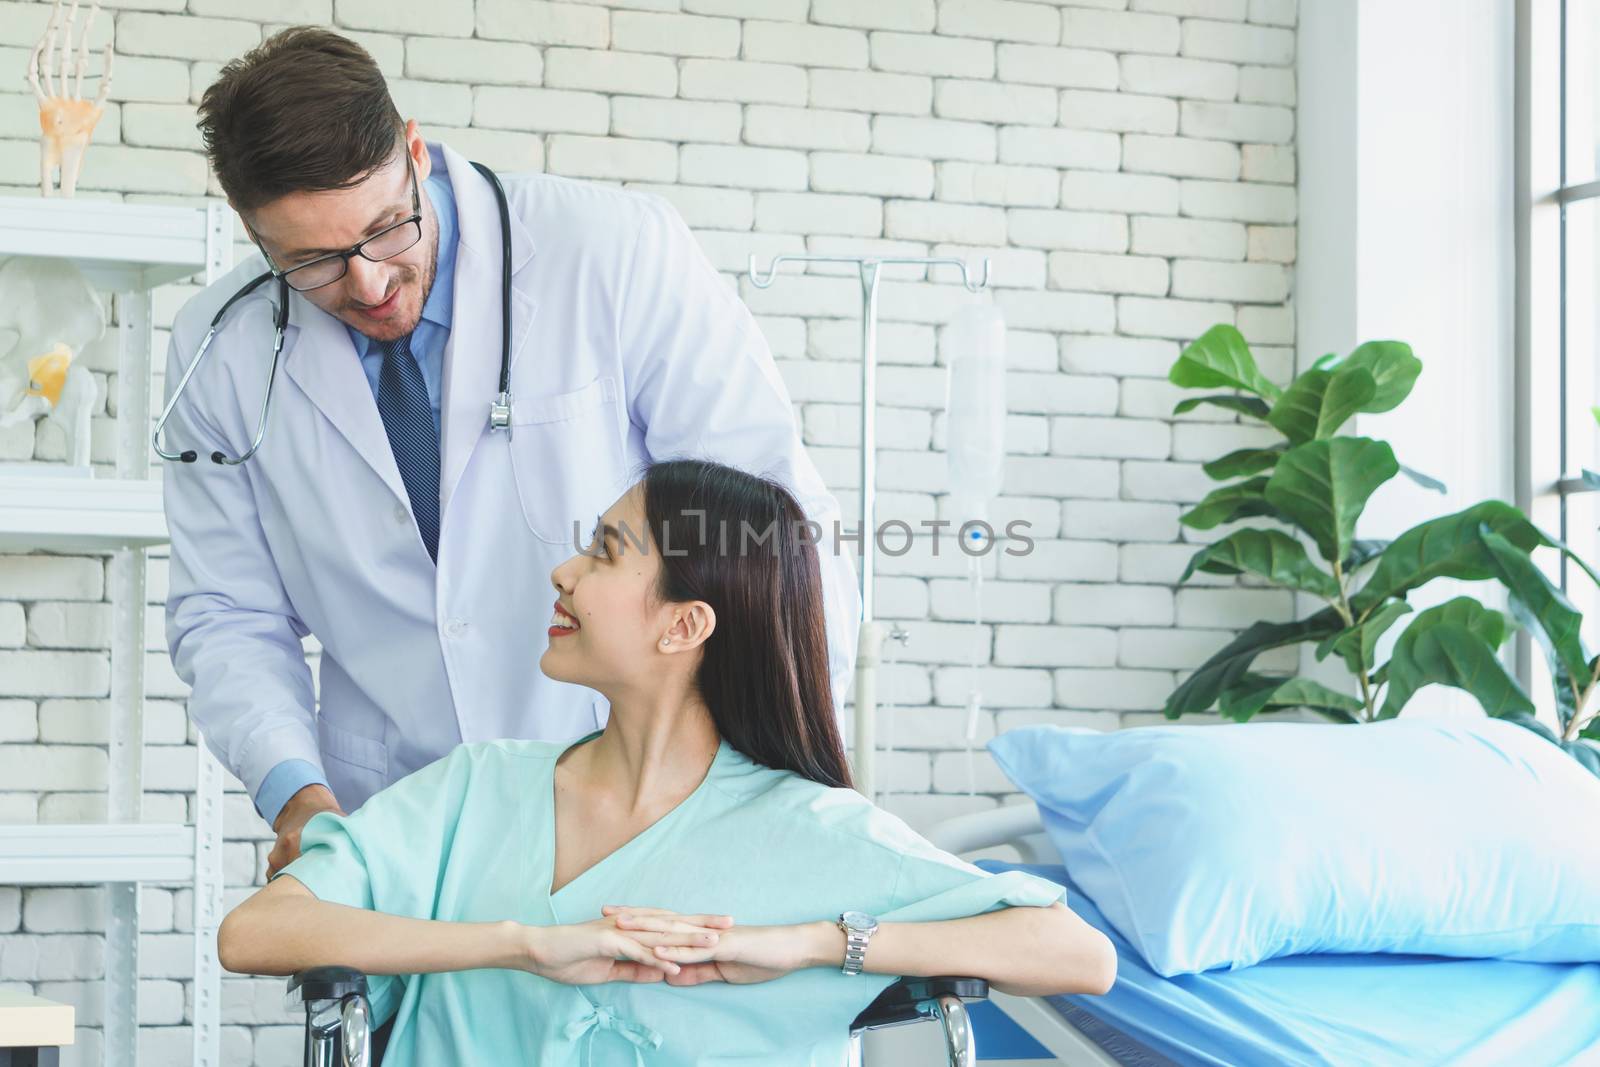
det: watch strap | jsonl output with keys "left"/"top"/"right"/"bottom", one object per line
{"left": 838, "top": 916, "right": 875, "bottom": 976}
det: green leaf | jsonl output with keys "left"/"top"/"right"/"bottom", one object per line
{"left": 1377, "top": 599, "right": 1532, "bottom": 720}
{"left": 1500, "top": 712, "right": 1600, "bottom": 779}
{"left": 1202, "top": 447, "right": 1283, "bottom": 481}
{"left": 1163, "top": 609, "right": 1348, "bottom": 719}
{"left": 1264, "top": 437, "right": 1400, "bottom": 562}
{"left": 1430, "top": 596, "right": 1514, "bottom": 647}
{"left": 1399, "top": 465, "right": 1448, "bottom": 494}
{"left": 1266, "top": 366, "right": 1377, "bottom": 444}
{"left": 1480, "top": 525, "right": 1590, "bottom": 729}
{"left": 1499, "top": 715, "right": 1600, "bottom": 778}
{"left": 1339, "top": 341, "right": 1422, "bottom": 413}
{"left": 1316, "top": 599, "right": 1412, "bottom": 675}
{"left": 1353, "top": 501, "right": 1551, "bottom": 611}
{"left": 1500, "top": 709, "right": 1559, "bottom": 743}
{"left": 1215, "top": 674, "right": 1283, "bottom": 721}
{"left": 1309, "top": 351, "right": 1341, "bottom": 372}
{"left": 1169, "top": 324, "right": 1282, "bottom": 400}
{"left": 1562, "top": 739, "right": 1600, "bottom": 777}
{"left": 1561, "top": 538, "right": 1600, "bottom": 593}
{"left": 1180, "top": 528, "right": 1340, "bottom": 598}
{"left": 1572, "top": 660, "right": 1600, "bottom": 741}
{"left": 1180, "top": 477, "right": 1282, "bottom": 530}
{"left": 1172, "top": 394, "right": 1272, "bottom": 420}
{"left": 1343, "top": 539, "right": 1390, "bottom": 572}
{"left": 1218, "top": 674, "right": 1364, "bottom": 723}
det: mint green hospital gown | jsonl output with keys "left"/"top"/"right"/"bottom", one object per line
{"left": 276, "top": 731, "right": 1066, "bottom": 1066}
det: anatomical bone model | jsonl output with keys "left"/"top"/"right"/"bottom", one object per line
{"left": 26, "top": 0, "right": 113, "bottom": 198}
{"left": 0, "top": 257, "right": 104, "bottom": 469}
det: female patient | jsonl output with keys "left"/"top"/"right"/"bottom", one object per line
{"left": 219, "top": 458, "right": 1115, "bottom": 1065}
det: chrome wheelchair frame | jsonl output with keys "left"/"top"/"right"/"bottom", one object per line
{"left": 287, "top": 966, "right": 989, "bottom": 1066}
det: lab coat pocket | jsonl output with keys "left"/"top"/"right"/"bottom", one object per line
{"left": 508, "top": 376, "right": 630, "bottom": 545}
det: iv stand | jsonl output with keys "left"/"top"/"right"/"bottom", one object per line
{"left": 747, "top": 253, "right": 993, "bottom": 800}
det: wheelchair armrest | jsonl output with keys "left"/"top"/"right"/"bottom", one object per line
{"left": 290, "top": 968, "right": 378, "bottom": 1067}
{"left": 287, "top": 966, "right": 368, "bottom": 1006}
{"left": 849, "top": 976, "right": 989, "bottom": 1032}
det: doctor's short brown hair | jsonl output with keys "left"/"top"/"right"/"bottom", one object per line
{"left": 197, "top": 27, "right": 404, "bottom": 215}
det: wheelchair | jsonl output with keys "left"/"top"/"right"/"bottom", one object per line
{"left": 287, "top": 965, "right": 989, "bottom": 1067}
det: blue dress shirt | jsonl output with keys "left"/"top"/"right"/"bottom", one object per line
{"left": 255, "top": 167, "right": 459, "bottom": 828}
{"left": 347, "top": 166, "right": 458, "bottom": 436}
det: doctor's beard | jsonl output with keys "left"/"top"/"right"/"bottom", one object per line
{"left": 339, "top": 224, "right": 439, "bottom": 345}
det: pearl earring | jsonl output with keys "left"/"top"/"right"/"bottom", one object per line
{"left": 660, "top": 637, "right": 670, "bottom": 647}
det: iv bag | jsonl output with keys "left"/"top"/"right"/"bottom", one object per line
{"left": 944, "top": 303, "right": 1007, "bottom": 529}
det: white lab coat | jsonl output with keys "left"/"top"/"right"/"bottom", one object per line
{"left": 163, "top": 142, "right": 861, "bottom": 815}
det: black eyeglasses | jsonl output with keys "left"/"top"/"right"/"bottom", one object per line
{"left": 263, "top": 153, "right": 424, "bottom": 293}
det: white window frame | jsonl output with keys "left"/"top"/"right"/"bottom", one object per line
{"left": 1518, "top": 0, "right": 1595, "bottom": 694}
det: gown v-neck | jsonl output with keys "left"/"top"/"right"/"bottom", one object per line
{"left": 545, "top": 729, "right": 729, "bottom": 907}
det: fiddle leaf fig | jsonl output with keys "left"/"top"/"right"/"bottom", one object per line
{"left": 1354, "top": 501, "right": 1549, "bottom": 611}
{"left": 1218, "top": 675, "right": 1365, "bottom": 724}
{"left": 1160, "top": 327, "right": 1600, "bottom": 780}
{"left": 1181, "top": 529, "right": 1339, "bottom": 599}
{"left": 1480, "top": 526, "right": 1589, "bottom": 731}
{"left": 1377, "top": 599, "right": 1530, "bottom": 721}
{"left": 1180, "top": 477, "right": 1280, "bottom": 530}
{"left": 1266, "top": 365, "right": 1376, "bottom": 443}
{"left": 1173, "top": 394, "right": 1272, "bottom": 421}
{"left": 1202, "top": 447, "right": 1283, "bottom": 481}
{"left": 1169, "top": 324, "right": 1282, "bottom": 400}
{"left": 1339, "top": 340, "right": 1422, "bottom": 413}
{"left": 1162, "top": 610, "right": 1347, "bottom": 720}
{"left": 1264, "top": 437, "right": 1399, "bottom": 563}
{"left": 1342, "top": 539, "right": 1389, "bottom": 573}
{"left": 1316, "top": 600, "right": 1412, "bottom": 676}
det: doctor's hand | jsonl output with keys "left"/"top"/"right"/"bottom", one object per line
{"left": 266, "top": 784, "right": 344, "bottom": 879}
{"left": 524, "top": 908, "right": 734, "bottom": 985}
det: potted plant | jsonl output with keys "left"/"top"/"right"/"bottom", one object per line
{"left": 1162, "top": 324, "right": 1600, "bottom": 778}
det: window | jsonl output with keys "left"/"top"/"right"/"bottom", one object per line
{"left": 1522, "top": 0, "right": 1600, "bottom": 629}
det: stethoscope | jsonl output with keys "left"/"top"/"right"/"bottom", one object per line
{"left": 153, "top": 161, "right": 515, "bottom": 465}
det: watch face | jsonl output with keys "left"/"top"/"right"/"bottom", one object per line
{"left": 841, "top": 911, "right": 877, "bottom": 932}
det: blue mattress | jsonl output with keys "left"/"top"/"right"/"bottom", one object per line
{"left": 975, "top": 862, "right": 1600, "bottom": 1067}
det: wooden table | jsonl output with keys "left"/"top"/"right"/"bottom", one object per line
{"left": 0, "top": 992, "right": 74, "bottom": 1067}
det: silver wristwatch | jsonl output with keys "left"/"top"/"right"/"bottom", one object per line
{"left": 836, "top": 911, "right": 879, "bottom": 976}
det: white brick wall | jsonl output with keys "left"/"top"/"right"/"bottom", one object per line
{"left": 0, "top": 0, "right": 1297, "bottom": 1062}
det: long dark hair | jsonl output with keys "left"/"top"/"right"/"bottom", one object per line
{"left": 639, "top": 459, "right": 852, "bottom": 790}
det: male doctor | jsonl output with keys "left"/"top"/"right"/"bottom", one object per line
{"left": 163, "top": 28, "right": 860, "bottom": 876}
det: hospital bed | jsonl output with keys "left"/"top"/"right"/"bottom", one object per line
{"left": 285, "top": 965, "right": 989, "bottom": 1066}
{"left": 925, "top": 805, "right": 1600, "bottom": 1067}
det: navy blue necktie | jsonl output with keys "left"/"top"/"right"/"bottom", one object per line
{"left": 376, "top": 332, "right": 440, "bottom": 561}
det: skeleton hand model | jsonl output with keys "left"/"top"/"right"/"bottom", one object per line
{"left": 26, "top": 0, "right": 113, "bottom": 198}
{"left": 0, "top": 257, "right": 104, "bottom": 468}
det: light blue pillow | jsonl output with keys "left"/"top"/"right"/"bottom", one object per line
{"left": 988, "top": 717, "right": 1600, "bottom": 977}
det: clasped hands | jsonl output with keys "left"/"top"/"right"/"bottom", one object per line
{"left": 523, "top": 905, "right": 846, "bottom": 988}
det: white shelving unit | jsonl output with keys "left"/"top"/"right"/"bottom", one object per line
{"left": 0, "top": 194, "right": 232, "bottom": 1067}
{"left": 0, "top": 476, "right": 166, "bottom": 553}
